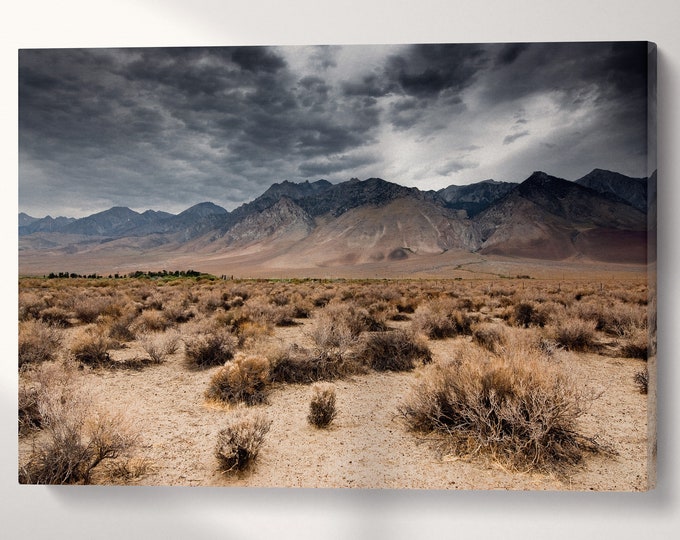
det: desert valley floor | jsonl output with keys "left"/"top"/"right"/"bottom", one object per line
{"left": 18, "top": 267, "right": 655, "bottom": 490}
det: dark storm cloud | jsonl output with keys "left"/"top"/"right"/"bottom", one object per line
{"left": 19, "top": 46, "right": 383, "bottom": 216}
{"left": 19, "top": 42, "right": 653, "bottom": 217}
{"left": 231, "top": 46, "right": 287, "bottom": 73}
{"left": 342, "top": 75, "right": 391, "bottom": 98}
{"left": 377, "top": 44, "right": 487, "bottom": 132}
{"left": 495, "top": 43, "right": 530, "bottom": 66}
{"left": 385, "top": 43, "right": 488, "bottom": 98}
{"left": 480, "top": 42, "right": 649, "bottom": 107}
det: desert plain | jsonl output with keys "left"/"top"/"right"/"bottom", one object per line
{"left": 17, "top": 256, "right": 655, "bottom": 490}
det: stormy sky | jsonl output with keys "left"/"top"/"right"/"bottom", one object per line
{"left": 19, "top": 42, "right": 653, "bottom": 218}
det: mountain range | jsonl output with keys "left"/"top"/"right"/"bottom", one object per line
{"left": 18, "top": 169, "right": 654, "bottom": 273}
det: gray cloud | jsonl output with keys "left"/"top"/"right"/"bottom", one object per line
{"left": 503, "top": 130, "right": 530, "bottom": 145}
{"left": 385, "top": 43, "right": 488, "bottom": 98}
{"left": 19, "top": 42, "right": 653, "bottom": 217}
{"left": 298, "top": 153, "right": 378, "bottom": 177}
{"left": 435, "top": 159, "right": 479, "bottom": 176}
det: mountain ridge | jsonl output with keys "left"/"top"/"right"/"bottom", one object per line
{"left": 19, "top": 168, "right": 654, "bottom": 270}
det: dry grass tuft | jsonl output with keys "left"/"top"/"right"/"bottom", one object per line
{"left": 140, "top": 331, "right": 180, "bottom": 364}
{"left": 184, "top": 331, "right": 237, "bottom": 369}
{"left": 359, "top": 330, "right": 432, "bottom": 372}
{"left": 19, "top": 320, "right": 63, "bottom": 367}
{"left": 103, "top": 457, "right": 154, "bottom": 484}
{"left": 411, "top": 300, "right": 472, "bottom": 339}
{"left": 307, "top": 384, "right": 337, "bottom": 428}
{"left": 19, "top": 382, "right": 137, "bottom": 484}
{"left": 399, "top": 346, "right": 601, "bottom": 472}
{"left": 70, "top": 330, "right": 113, "bottom": 367}
{"left": 618, "top": 327, "right": 648, "bottom": 360}
{"left": 552, "top": 319, "right": 597, "bottom": 352}
{"left": 215, "top": 410, "right": 272, "bottom": 473}
{"left": 634, "top": 369, "right": 649, "bottom": 394}
{"left": 472, "top": 323, "right": 507, "bottom": 354}
{"left": 205, "top": 353, "right": 271, "bottom": 405}
{"left": 269, "top": 344, "right": 363, "bottom": 384}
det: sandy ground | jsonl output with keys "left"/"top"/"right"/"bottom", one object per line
{"left": 35, "top": 318, "right": 652, "bottom": 491}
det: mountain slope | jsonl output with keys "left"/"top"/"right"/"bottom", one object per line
{"left": 276, "top": 197, "right": 479, "bottom": 267}
{"left": 474, "top": 171, "right": 647, "bottom": 262}
{"left": 59, "top": 207, "right": 149, "bottom": 236}
{"left": 122, "top": 202, "right": 228, "bottom": 241}
{"left": 438, "top": 179, "right": 516, "bottom": 217}
{"left": 206, "top": 197, "right": 315, "bottom": 249}
{"left": 575, "top": 169, "right": 647, "bottom": 212}
{"left": 19, "top": 214, "right": 76, "bottom": 236}
{"left": 296, "top": 177, "right": 442, "bottom": 218}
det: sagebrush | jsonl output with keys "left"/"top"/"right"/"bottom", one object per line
{"left": 215, "top": 410, "right": 272, "bottom": 472}
{"left": 399, "top": 347, "right": 601, "bottom": 471}
{"left": 307, "top": 384, "right": 337, "bottom": 428}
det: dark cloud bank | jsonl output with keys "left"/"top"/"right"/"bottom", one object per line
{"left": 19, "top": 42, "right": 653, "bottom": 217}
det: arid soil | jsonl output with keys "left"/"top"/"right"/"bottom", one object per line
{"left": 18, "top": 275, "right": 654, "bottom": 491}
{"left": 82, "top": 336, "right": 650, "bottom": 490}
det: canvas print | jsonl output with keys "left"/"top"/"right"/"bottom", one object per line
{"left": 18, "top": 42, "right": 656, "bottom": 489}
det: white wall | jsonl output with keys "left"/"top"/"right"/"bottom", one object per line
{"left": 2, "top": 1, "right": 678, "bottom": 538}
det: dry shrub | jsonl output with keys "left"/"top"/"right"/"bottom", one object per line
{"left": 241, "top": 297, "right": 295, "bottom": 327}
{"left": 140, "top": 331, "right": 180, "bottom": 364}
{"left": 19, "top": 362, "right": 73, "bottom": 434}
{"left": 103, "top": 456, "right": 154, "bottom": 484}
{"left": 512, "top": 302, "right": 534, "bottom": 327}
{"left": 39, "top": 306, "right": 72, "bottom": 328}
{"left": 107, "top": 311, "right": 139, "bottom": 342}
{"left": 308, "top": 384, "right": 337, "bottom": 428}
{"left": 18, "top": 384, "right": 43, "bottom": 433}
{"left": 205, "top": 353, "right": 271, "bottom": 405}
{"left": 308, "top": 311, "right": 357, "bottom": 351}
{"left": 619, "top": 327, "right": 648, "bottom": 360}
{"left": 552, "top": 319, "right": 597, "bottom": 352}
{"left": 533, "top": 301, "right": 564, "bottom": 328}
{"left": 234, "top": 321, "right": 272, "bottom": 348}
{"left": 399, "top": 348, "right": 600, "bottom": 472}
{"left": 70, "top": 330, "right": 113, "bottom": 367}
{"left": 472, "top": 323, "right": 507, "bottom": 354}
{"left": 19, "top": 384, "right": 137, "bottom": 484}
{"left": 634, "top": 369, "right": 649, "bottom": 394}
{"left": 73, "top": 297, "right": 117, "bottom": 324}
{"left": 18, "top": 320, "right": 63, "bottom": 367}
{"left": 215, "top": 410, "right": 271, "bottom": 473}
{"left": 396, "top": 297, "right": 418, "bottom": 314}
{"left": 288, "top": 292, "right": 313, "bottom": 318}
{"left": 359, "top": 330, "right": 432, "bottom": 372}
{"left": 163, "top": 301, "right": 195, "bottom": 324}
{"left": 312, "top": 292, "right": 335, "bottom": 308}
{"left": 411, "top": 300, "right": 472, "bottom": 339}
{"left": 511, "top": 302, "right": 546, "bottom": 328}
{"left": 134, "top": 310, "right": 172, "bottom": 333}
{"left": 19, "top": 292, "right": 47, "bottom": 321}
{"left": 310, "top": 303, "right": 386, "bottom": 349}
{"left": 184, "top": 331, "right": 236, "bottom": 369}
{"left": 577, "top": 301, "right": 647, "bottom": 336}
{"left": 269, "top": 344, "right": 362, "bottom": 384}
